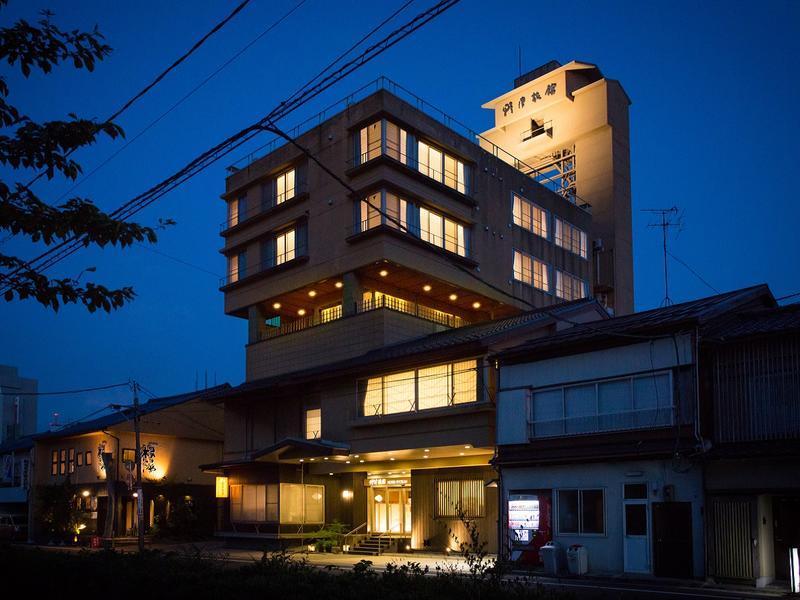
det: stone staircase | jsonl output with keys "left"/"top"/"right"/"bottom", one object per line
{"left": 348, "top": 535, "right": 395, "bottom": 556}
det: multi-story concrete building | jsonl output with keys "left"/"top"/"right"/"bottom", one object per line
{"left": 210, "top": 65, "right": 633, "bottom": 552}
{"left": 0, "top": 364, "right": 38, "bottom": 445}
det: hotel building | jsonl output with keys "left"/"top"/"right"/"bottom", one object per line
{"left": 208, "top": 61, "right": 633, "bottom": 552}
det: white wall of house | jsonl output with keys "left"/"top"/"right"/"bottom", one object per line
{"left": 502, "top": 459, "right": 705, "bottom": 576}
{"left": 497, "top": 335, "right": 693, "bottom": 445}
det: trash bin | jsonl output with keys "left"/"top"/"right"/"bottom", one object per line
{"left": 566, "top": 544, "right": 588, "bottom": 575}
{"left": 540, "top": 541, "right": 565, "bottom": 575}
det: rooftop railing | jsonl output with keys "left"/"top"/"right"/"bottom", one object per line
{"left": 227, "top": 76, "right": 590, "bottom": 213}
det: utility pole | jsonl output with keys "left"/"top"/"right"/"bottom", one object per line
{"left": 644, "top": 207, "right": 681, "bottom": 307}
{"left": 132, "top": 381, "right": 145, "bottom": 552}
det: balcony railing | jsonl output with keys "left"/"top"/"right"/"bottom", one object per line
{"left": 227, "top": 76, "right": 590, "bottom": 213}
{"left": 220, "top": 249, "right": 305, "bottom": 287}
{"left": 258, "top": 293, "right": 467, "bottom": 341}
{"left": 352, "top": 218, "right": 469, "bottom": 258}
{"left": 520, "top": 120, "right": 553, "bottom": 143}
{"left": 528, "top": 406, "right": 674, "bottom": 439}
{"left": 221, "top": 182, "right": 307, "bottom": 232}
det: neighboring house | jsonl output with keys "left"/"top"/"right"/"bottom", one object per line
{"left": 203, "top": 300, "right": 607, "bottom": 553}
{"left": 28, "top": 385, "right": 228, "bottom": 542}
{"left": 0, "top": 364, "right": 38, "bottom": 445}
{"left": 209, "top": 60, "right": 634, "bottom": 554}
{"left": 493, "top": 285, "right": 784, "bottom": 582}
{"left": 702, "top": 304, "right": 800, "bottom": 587}
{"left": 0, "top": 365, "right": 38, "bottom": 538}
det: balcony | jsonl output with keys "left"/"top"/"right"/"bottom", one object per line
{"left": 220, "top": 249, "right": 308, "bottom": 289}
{"left": 220, "top": 181, "right": 308, "bottom": 234}
{"left": 529, "top": 406, "right": 675, "bottom": 439}
{"left": 246, "top": 300, "right": 462, "bottom": 381}
{"left": 349, "top": 217, "right": 471, "bottom": 262}
{"left": 259, "top": 293, "right": 468, "bottom": 342}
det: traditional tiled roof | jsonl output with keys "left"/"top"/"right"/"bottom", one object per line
{"left": 702, "top": 303, "right": 800, "bottom": 341}
{"left": 495, "top": 284, "right": 776, "bottom": 364}
{"left": 27, "top": 384, "right": 230, "bottom": 442}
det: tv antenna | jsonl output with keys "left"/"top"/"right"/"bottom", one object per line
{"left": 643, "top": 206, "right": 682, "bottom": 306}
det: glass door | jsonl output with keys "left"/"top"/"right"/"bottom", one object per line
{"left": 623, "top": 483, "right": 651, "bottom": 573}
{"left": 370, "top": 487, "right": 410, "bottom": 534}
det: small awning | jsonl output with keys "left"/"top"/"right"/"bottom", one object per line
{"left": 199, "top": 437, "right": 350, "bottom": 472}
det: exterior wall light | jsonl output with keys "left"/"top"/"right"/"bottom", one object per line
{"left": 379, "top": 270, "right": 388, "bottom": 277}
{"left": 298, "top": 309, "right": 306, "bottom": 316}
{"left": 423, "top": 284, "right": 432, "bottom": 292}
{"left": 215, "top": 476, "right": 229, "bottom": 499}
{"left": 449, "top": 294, "right": 458, "bottom": 301}
{"left": 472, "top": 302, "right": 481, "bottom": 309}
{"left": 335, "top": 281, "right": 343, "bottom": 289}
{"left": 308, "top": 290, "right": 317, "bottom": 297}
{"left": 81, "top": 490, "right": 91, "bottom": 497}
{"left": 342, "top": 490, "right": 353, "bottom": 500}
{"left": 272, "top": 302, "right": 281, "bottom": 310}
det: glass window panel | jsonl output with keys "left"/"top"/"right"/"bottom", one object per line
{"left": 304, "top": 485, "right": 325, "bottom": 524}
{"left": 565, "top": 384, "right": 596, "bottom": 434}
{"left": 361, "top": 121, "right": 381, "bottom": 162}
{"left": 451, "top": 360, "right": 477, "bottom": 404}
{"left": 418, "top": 364, "right": 449, "bottom": 410}
{"left": 444, "top": 218, "right": 458, "bottom": 253}
{"left": 558, "top": 490, "right": 579, "bottom": 534}
{"left": 363, "top": 377, "right": 383, "bottom": 416}
{"left": 384, "top": 371, "right": 416, "bottom": 414}
{"left": 280, "top": 483, "right": 304, "bottom": 524}
{"left": 625, "top": 504, "right": 647, "bottom": 536}
{"left": 624, "top": 483, "right": 648, "bottom": 500}
{"left": 305, "top": 408, "right": 321, "bottom": 440}
{"left": 581, "top": 489, "right": 605, "bottom": 534}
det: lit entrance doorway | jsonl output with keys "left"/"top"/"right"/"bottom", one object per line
{"left": 369, "top": 486, "right": 411, "bottom": 535}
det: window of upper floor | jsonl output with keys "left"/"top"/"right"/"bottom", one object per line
{"left": 358, "top": 359, "right": 478, "bottom": 418}
{"left": 529, "top": 371, "right": 673, "bottom": 439}
{"left": 353, "top": 118, "right": 471, "bottom": 195}
{"left": 227, "top": 250, "right": 248, "bottom": 285}
{"left": 512, "top": 193, "right": 548, "bottom": 239}
{"left": 223, "top": 165, "right": 302, "bottom": 232}
{"left": 555, "top": 270, "right": 588, "bottom": 301}
{"left": 513, "top": 249, "right": 550, "bottom": 292}
{"left": 305, "top": 408, "right": 321, "bottom": 440}
{"left": 356, "top": 189, "right": 470, "bottom": 258}
{"left": 222, "top": 222, "right": 308, "bottom": 287}
{"left": 554, "top": 217, "right": 588, "bottom": 259}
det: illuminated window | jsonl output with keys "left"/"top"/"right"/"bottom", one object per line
{"left": 59, "top": 449, "right": 66, "bottom": 475}
{"left": 67, "top": 448, "right": 75, "bottom": 474}
{"left": 359, "top": 360, "right": 478, "bottom": 417}
{"left": 419, "top": 206, "right": 468, "bottom": 257}
{"left": 76, "top": 452, "right": 83, "bottom": 467}
{"left": 275, "top": 168, "right": 295, "bottom": 204}
{"left": 280, "top": 483, "right": 324, "bottom": 524}
{"left": 305, "top": 408, "right": 321, "bottom": 440}
{"left": 557, "top": 489, "right": 605, "bottom": 535}
{"left": 418, "top": 140, "right": 468, "bottom": 193}
{"left": 51, "top": 450, "right": 57, "bottom": 476}
{"left": 230, "top": 484, "right": 273, "bottom": 522}
{"left": 275, "top": 229, "right": 295, "bottom": 265}
{"left": 436, "top": 480, "right": 485, "bottom": 518}
{"left": 228, "top": 250, "right": 248, "bottom": 284}
{"left": 512, "top": 193, "right": 548, "bottom": 238}
{"left": 554, "top": 217, "right": 588, "bottom": 258}
{"left": 85, "top": 451, "right": 92, "bottom": 466}
{"left": 360, "top": 190, "right": 407, "bottom": 232}
{"left": 228, "top": 194, "right": 246, "bottom": 228}
{"left": 357, "top": 119, "right": 408, "bottom": 165}
{"left": 513, "top": 249, "right": 549, "bottom": 292}
{"left": 556, "top": 270, "right": 588, "bottom": 301}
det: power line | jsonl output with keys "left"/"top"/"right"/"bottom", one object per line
{"left": 134, "top": 242, "right": 221, "bottom": 279}
{"left": 4, "top": 382, "right": 130, "bottom": 396}
{"left": 0, "top": 0, "right": 460, "bottom": 293}
{"left": 667, "top": 250, "right": 720, "bottom": 295}
{"left": 22, "top": 0, "right": 253, "bottom": 191}
{"left": 777, "top": 291, "right": 800, "bottom": 301}
{"left": 51, "top": 0, "right": 308, "bottom": 204}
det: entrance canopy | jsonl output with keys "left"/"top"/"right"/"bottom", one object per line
{"left": 200, "top": 437, "right": 350, "bottom": 472}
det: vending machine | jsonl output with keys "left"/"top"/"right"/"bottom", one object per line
{"left": 508, "top": 491, "right": 552, "bottom": 565}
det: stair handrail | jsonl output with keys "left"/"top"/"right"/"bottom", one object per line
{"left": 343, "top": 521, "right": 367, "bottom": 551}
{"left": 376, "top": 530, "right": 391, "bottom": 556}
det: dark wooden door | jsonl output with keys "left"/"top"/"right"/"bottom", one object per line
{"left": 774, "top": 497, "right": 800, "bottom": 581}
{"left": 652, "top": 502, "right": 693, "bottom": 578}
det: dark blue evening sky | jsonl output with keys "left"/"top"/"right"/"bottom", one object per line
{"left": 1, "top": 0, "right": 797, "bottom": 429}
